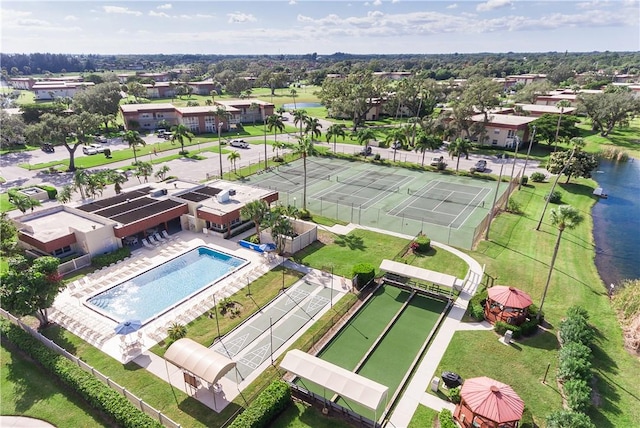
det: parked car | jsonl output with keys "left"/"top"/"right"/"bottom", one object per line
{"left": 430, "top": 156, "right": 444, "bottom": 167}
{"left": 94, "top": 135, "right": 108, "bottom": 143}
{"left": 230, "top": 139, "right": 249, "bottom": 148}
{"left": 474, "top": 160, "right": 487, "bottom": 172}
{"left": 360, "top": 146, "right": 373, "bottom": 156}
{"left": 155, "top": 128, "right": 166, "bottom": 136}
{"left": 41, "top": 143, "right": 55, "bottom": 153}
{"left": 160, "top": 131, "right": 173, "bottom": 140}
{"left": 82, "top": 146, "right": 98, "bottom": 155}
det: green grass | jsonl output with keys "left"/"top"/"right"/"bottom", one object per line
{"left": 0, "top": 341, "right": 110, "bottom": 427}
{"left": 271, "top": 400, "right": 355, "bottom": 428}
{"left": 150, "top": 266, "right": 305, "bottom": 358}
{"left": 580, "top": 117, "right": 640, "bottom": 158}
{"left": 407, "top": 404, "right": 438, "bottom": 428}
{"left": 435, "top": 178, "right": 640, "bottom": 427}
{"left": 0, "top": 193, "right": 16, "bottom": 213}
{"left": 397, "top": 246, "right": 469, "bottom": 279}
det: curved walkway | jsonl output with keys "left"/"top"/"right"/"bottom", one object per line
{"left": 0, "top": 416, "right": 56, "bottom": 428}
{"left": 319, "top": 223, "right": 484, "bottom": 427}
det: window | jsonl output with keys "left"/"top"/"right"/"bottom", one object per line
{"left": 492, "top": 139, "right": 498, "bottom": 145}
{"left": 507, "top": 129, "right": 516, "bottom": 138}
{"left": 494, "top": 129, "right": 500, "bottom": 134}
{"left": 53, "top": 245, "right": 72, "bottom": 256}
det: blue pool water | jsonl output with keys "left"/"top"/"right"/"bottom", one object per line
{"left": 87, "top": 247, "right": 247, "bottom": 323}
{"left": 282, "top": 102, "right": 322, "bottom": 109}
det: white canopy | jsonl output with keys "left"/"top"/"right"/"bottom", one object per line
{"left": 165, "top": 338, "right": 236, "bottom": 385}
{"left": 280, "top": 349, "right": 388, "bottom": 412}
{"left": 380, "top": 259, "right": 457, "bottom": 288}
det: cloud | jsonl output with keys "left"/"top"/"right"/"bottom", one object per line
{"left": 289, "top": 0, "right": 297, "bottom": 4}
{"left": 102, "top": 6, "right": 142, "bottom": 16}
{"left": 576, "top": 0, "right": 612, "bottom": 9}
{"left": 157, "top": 3, "right": 172, "bottom": 9}
{"left": 477, "top": 0, "right": 512, "bottom": 12}
{"left": 149, "top": 10, "right": 170, "bottom": 18}
{"left": 227, "top": 12, "right": 257, "bottom": 23}
{"left": 64, "top": 15, "right": 79, "bottom": 21}
{"left": 373, "top": 0, "right": 383, "bottom": 5}
{"left": 447, "top": 3, "right": 458, "bottom": 9}
{"left": 392, "top": 0, "right": 401, "bottom": 3}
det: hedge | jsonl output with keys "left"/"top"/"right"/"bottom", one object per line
{"left": 91, "top": 246, "right": 131, "bottom": 268}
{"left": 466, "top": 286, "right": 488, "bottom": 321}
{"left": 413, "top": 235, "right": 431, "bottom": 253}
{"left": 530, "top": 172, "right": 546, "bottom": 182}
{"left": 438, "top": 409, "right": 457, "bottom": 428}
{"left": 564, "top": 379, "right": 592, "bottom": 413}
{"left": 228, "top": 380, "right": 291, "bottom": 428}
{"left": 352, "top": 263, "right": 375, "bottom": 290}
{"left": 0, "top": 321, "right": 162, "bottom": 428}
{"left": 37, "top": 184, "right": 58, "bottom": 199}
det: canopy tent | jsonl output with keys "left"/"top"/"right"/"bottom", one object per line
{"left": 454, "top": 376, "right": 524, "bottom": 428}
{"left": 485, "top": 286, "right": 533, "bottom": 325}
{"left": 165, "top": 338, "right": 236, "bottom": 386}
{"left": 380, "top": 259, "right": 457, "bottom": 288}
{"left": 280, "top": 349, "right": 389, "bottom": 413}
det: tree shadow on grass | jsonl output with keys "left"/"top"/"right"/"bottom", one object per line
{"left": 334, "top": 234, "right": 365, "bottom": 251}
{"left": 519, "top": 328, "right": 559, "bottom": 351}
{"left": 41, "top": 324, "right": 77, "bottom": 354}
{"left": 177, "top": 394, "right": 242, "bottom": 428}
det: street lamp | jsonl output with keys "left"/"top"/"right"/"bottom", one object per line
{"left": 218, "top": 121, "right": 224, "bottom": 179}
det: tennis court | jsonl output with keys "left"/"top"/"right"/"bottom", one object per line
{"left": 247, "top": 157, "right": 510, "bottom": 248}
{"left": 212, "top": 279, "right": 343, "bottom": 380}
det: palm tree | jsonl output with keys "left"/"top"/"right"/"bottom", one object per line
{"left": 123, "top": 130, "right": 145, "bottom": 165}
{"left": 9, "top": 193, "right": 41, "bottom": 214}
{"left": 134, "top": 161, "right": 153, "bottom": 183}
{"left": 72, "top": 169, "right": 89, "bottom": 199}
{"left": 291, "top": 136, "right": 317, "bottom": 211}
{"left": 170, "top": 124, "right": 194, "bottom": 154}
{"left": 292, "top": 109, "right": 309, "bottom": 138}
{"left": 326, "top": 123, "right": 347, "bottom": 152}
{"left": 227, "top": 151, "right": 240, "bottom": 173}
{"left": 447, "top": 138, "right": 472, "bottom": 172}
{"left": 537, "top": 205, "right": 584, "bottom": 321}
{"left": 272, "top": 140, "right": 288, "bottom": 161}
{"left": 267, "top": 114, "right": 285, "bottom": 144}
{"left": 354, "top": 128, "right": 376, "bottom": 153}
{"left": 414, "top": 130, "right": 443, "bottom": 166}
{"left": 290, "top": 88, "right": 298, "bottom": 110}
{"left": 304, "top": 117, "right": 323, "bottom": 140}
{"left": 384, "top": 127, "right": 408, "bottom": 162}
{"left": 554, "top": 100, "right": 572, "bottom": 152}
{"left": 240, "top": 199, "right": 269, "bottom": 243}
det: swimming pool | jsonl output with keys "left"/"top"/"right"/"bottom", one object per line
{"left": 86, "top": 246, "right": 248, "bottom": 324}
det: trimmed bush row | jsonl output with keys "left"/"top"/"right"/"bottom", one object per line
{"left": 91, "top": 246, "right": 131, "bottom": 268}
{"left": 0, "top": 321, "right": 162, "bottom": 428}
{"left": 466, "top": 287, "right": 488, "bottom": 321}
{"left": 228, "top": 380, "right": 291, "bottom": 428}
{"left": 438, "top": 409, "right": 457, "bottom": 428}
{"left": 414, "top": 235, "right": 431, "bottom": 253}
{"left": 352, "top": 263, "right": 375, "bottom": 290}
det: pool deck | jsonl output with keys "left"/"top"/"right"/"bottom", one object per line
{"left": 49, "top": 228, "right": 351, "bottom": 413}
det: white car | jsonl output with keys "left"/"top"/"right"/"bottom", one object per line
{"left": 83, "top": 144, "right": 105, "bottom": 155}
{"left": 230, "top": 139, "right": 249, "bottom": 148}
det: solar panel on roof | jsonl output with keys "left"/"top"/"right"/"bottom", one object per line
{"left": 111, "top": 199, "right": 185, "bottom": 224}
{"left": 179, "top": 192, "right": 211, "bottom": 202}
{"left": 194, "top": 187, "right": 222, "bottom": 197}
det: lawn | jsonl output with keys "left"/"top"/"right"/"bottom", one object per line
{"left": 434, "top": 177, "right": 640, "bottom": 427}
{"left": 580, "top": 117, "right": 640, "bottom": 158}
{"left": 271, "top": 399, "right": 355, "bottom": 428}
{"left": 407, "top": 404, "right": 438, "bottom": 428}
{"left": 1, "top": 342, "right": 110, "bottom": 427}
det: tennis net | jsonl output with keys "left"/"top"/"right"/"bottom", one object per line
{"left": 277, "top": 167, "right": 331, "bottom": 180}
{"left": 407, "top": 188, "right": 486, "bottom": 207}
{"left": 336, "top": 177, "right": 400, "bottom": 193}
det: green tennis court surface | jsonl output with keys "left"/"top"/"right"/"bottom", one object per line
{"left": 296, "top": 285, "right": 446, "bottom": 420}
{"left": 246, "top": 157, "right": 510, "bottom": 249}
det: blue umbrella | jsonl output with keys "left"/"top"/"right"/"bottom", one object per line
{"left": 114, "top": 320, "right": 142, "bottom": 335}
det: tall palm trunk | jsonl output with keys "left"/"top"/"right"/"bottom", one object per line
{"left": 538, "top": 227, "right": 564, "bottom": 320}
{"left": 302, "top": 154, "right": 308, "bottom": 210}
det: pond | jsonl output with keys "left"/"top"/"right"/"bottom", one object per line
{"left": 282, "top": 102, "right": 323, "bottom": 109}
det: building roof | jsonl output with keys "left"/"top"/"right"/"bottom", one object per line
{"left": 471, "top": 113, "right": 537, "bottom": 126}
{"left": 515, "top": 104, "right": 577, "bottom": 115}
{"left": 186, "top": 180, "right": 277, "bottom": 217}
{"left": 176, "top": 105, "right": 240, "bottom": 114}
{"left": 120, "top": 103, "right": 175, "bottom": 113}
{"left": 280, "top": 350, "right": 389, "bottom": 412}
{"left": 16, "top": 206, "right": 111, "bottom": 241}
{"left": 460, "top": 377, "right": 524, "bottom": 423}
{"left": 215, "top": 99, "right": 275, "bottom": 108}
{"left": 380, "top": 259, "right": 457, "bottom": 288}
{"left": 165, "top": 338, "right": 236, "bottom": 385}
{"left": 487, "top": 286, "right": 533, "bottom": 309}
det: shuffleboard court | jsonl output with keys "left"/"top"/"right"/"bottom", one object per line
{"left": 211, "top": 279, "right": 339, "bottom": 380}
{"left": 389, "top": 180, "right": 492, "bottom": 228}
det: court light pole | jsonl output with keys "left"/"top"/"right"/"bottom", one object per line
{"left": 505, "top": 135, "right": 521, "bottom": 210}
{"left": 485, "top": 163, "right": 504, "bottom": 241}
{"left": 212, "top": 293, "right": 221, "bottom": 340}
{"left": 218, "top": 121, "right": 224, "bottom": 179}
{"left": 519, "top": 126, "right": 536, "bottom": 191}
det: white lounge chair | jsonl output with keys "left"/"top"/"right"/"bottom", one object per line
{"left": 148, "top": 235, "right": 160, "bottom": 245}
{"left": 161, "top": 230, "right": 172, "bottom": 240}
{"left": 154, "top": 232, "right": 166, "bottom": 243}
{"left": 142, "top": 238, "right": 155, "bottom": 249}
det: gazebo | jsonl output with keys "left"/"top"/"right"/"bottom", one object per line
{"left": 454, "top": 376, "right": 524, "bottom": 428}
{"left": 484, "top": 286, "right": 533, "bottom": 326}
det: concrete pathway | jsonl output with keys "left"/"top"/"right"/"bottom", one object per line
{"left": 320, "top": 223, "right": 485, "bottom": 427}
{"left": 0, "top": 417, "right": 56, "bottom": 428}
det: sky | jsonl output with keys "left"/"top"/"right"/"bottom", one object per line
{"left": 1, "top": 0, "right": 639, "bottom": 55}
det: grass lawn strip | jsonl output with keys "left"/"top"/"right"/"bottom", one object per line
{"left": 1, "top": 342, "right": 110, "bottom": 427}
{"left": 435, "top": 178, "right": 640, "bottom": 427}
{"left": 407, "top": 404, "right": 438, "bottom": 428}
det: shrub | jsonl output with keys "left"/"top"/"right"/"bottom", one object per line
{"left": 413, "top": 235, "right": 431, "bottom": 253}
{"left": 436, "top": 161, "right": 447, "bottom": 171}
{"left": 531, "top": 172, "right": 546, "bottom": 182}
{"left": 559, "top": 342, "right": 592, "bottom": 363}
{"left": 546, "top": 410, "right": 595, "bottom": 428}
{"left": 494, "top": 321, "right": 521, "bottom": 339}
{"left": 167, "top": 323, "right": 187, "bottom": 342}
{"left": 37, "top": 184, "right": 58, "bottom": 199}
{"left": 520, "top": 175, "right": 529, "bottom": 185}
{"left": 352, "top": 263, "right": 375, "bottom": 290}
{"left": 91, "top": 246, "right": 131, "bottom": 268}
{"left": 228, "top": 380, "right": 291, "bottom": 428}
{"left": 519, "top": 318, "right": 540, "bottom": 336}
{"left": 438, "top": 409, "right": 457, "bottom": 428}
{"left": 559, "top": 316, "right": 594, "bottom": 347}
{"left": 527, "top": 304, "right": 544, "bottom": 322}
{"left": 298, "top": 209, "right": 311, "bottom": 220}
{"left": 448, "top": 386, "right": 461, "bottom": 403}
{"left": 506, "top": 198, "right": 522, "bottom": 214}
{"left": 545, "top": 190, "right": 562, "bottom": 204}
{"left": 467, "top": 287, "right": 488, "bottom": 321}
{"left": 0, "top": 322, "right": 162, "bottom": 428}
{"left": 558, "top": 350, "right": 592, "bottom": 382}
{"left": 566, "top": 305, "right": 590, "bottom": 321}
{"left": 373, "top": 153, "right": 381, "bottom": 161}
{"left": 564, "top": 379, "right": 592, "bottom": 413}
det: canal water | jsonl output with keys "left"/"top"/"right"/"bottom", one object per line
{"left": 592, "top": 159, "right": 640, "bottom": 287}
